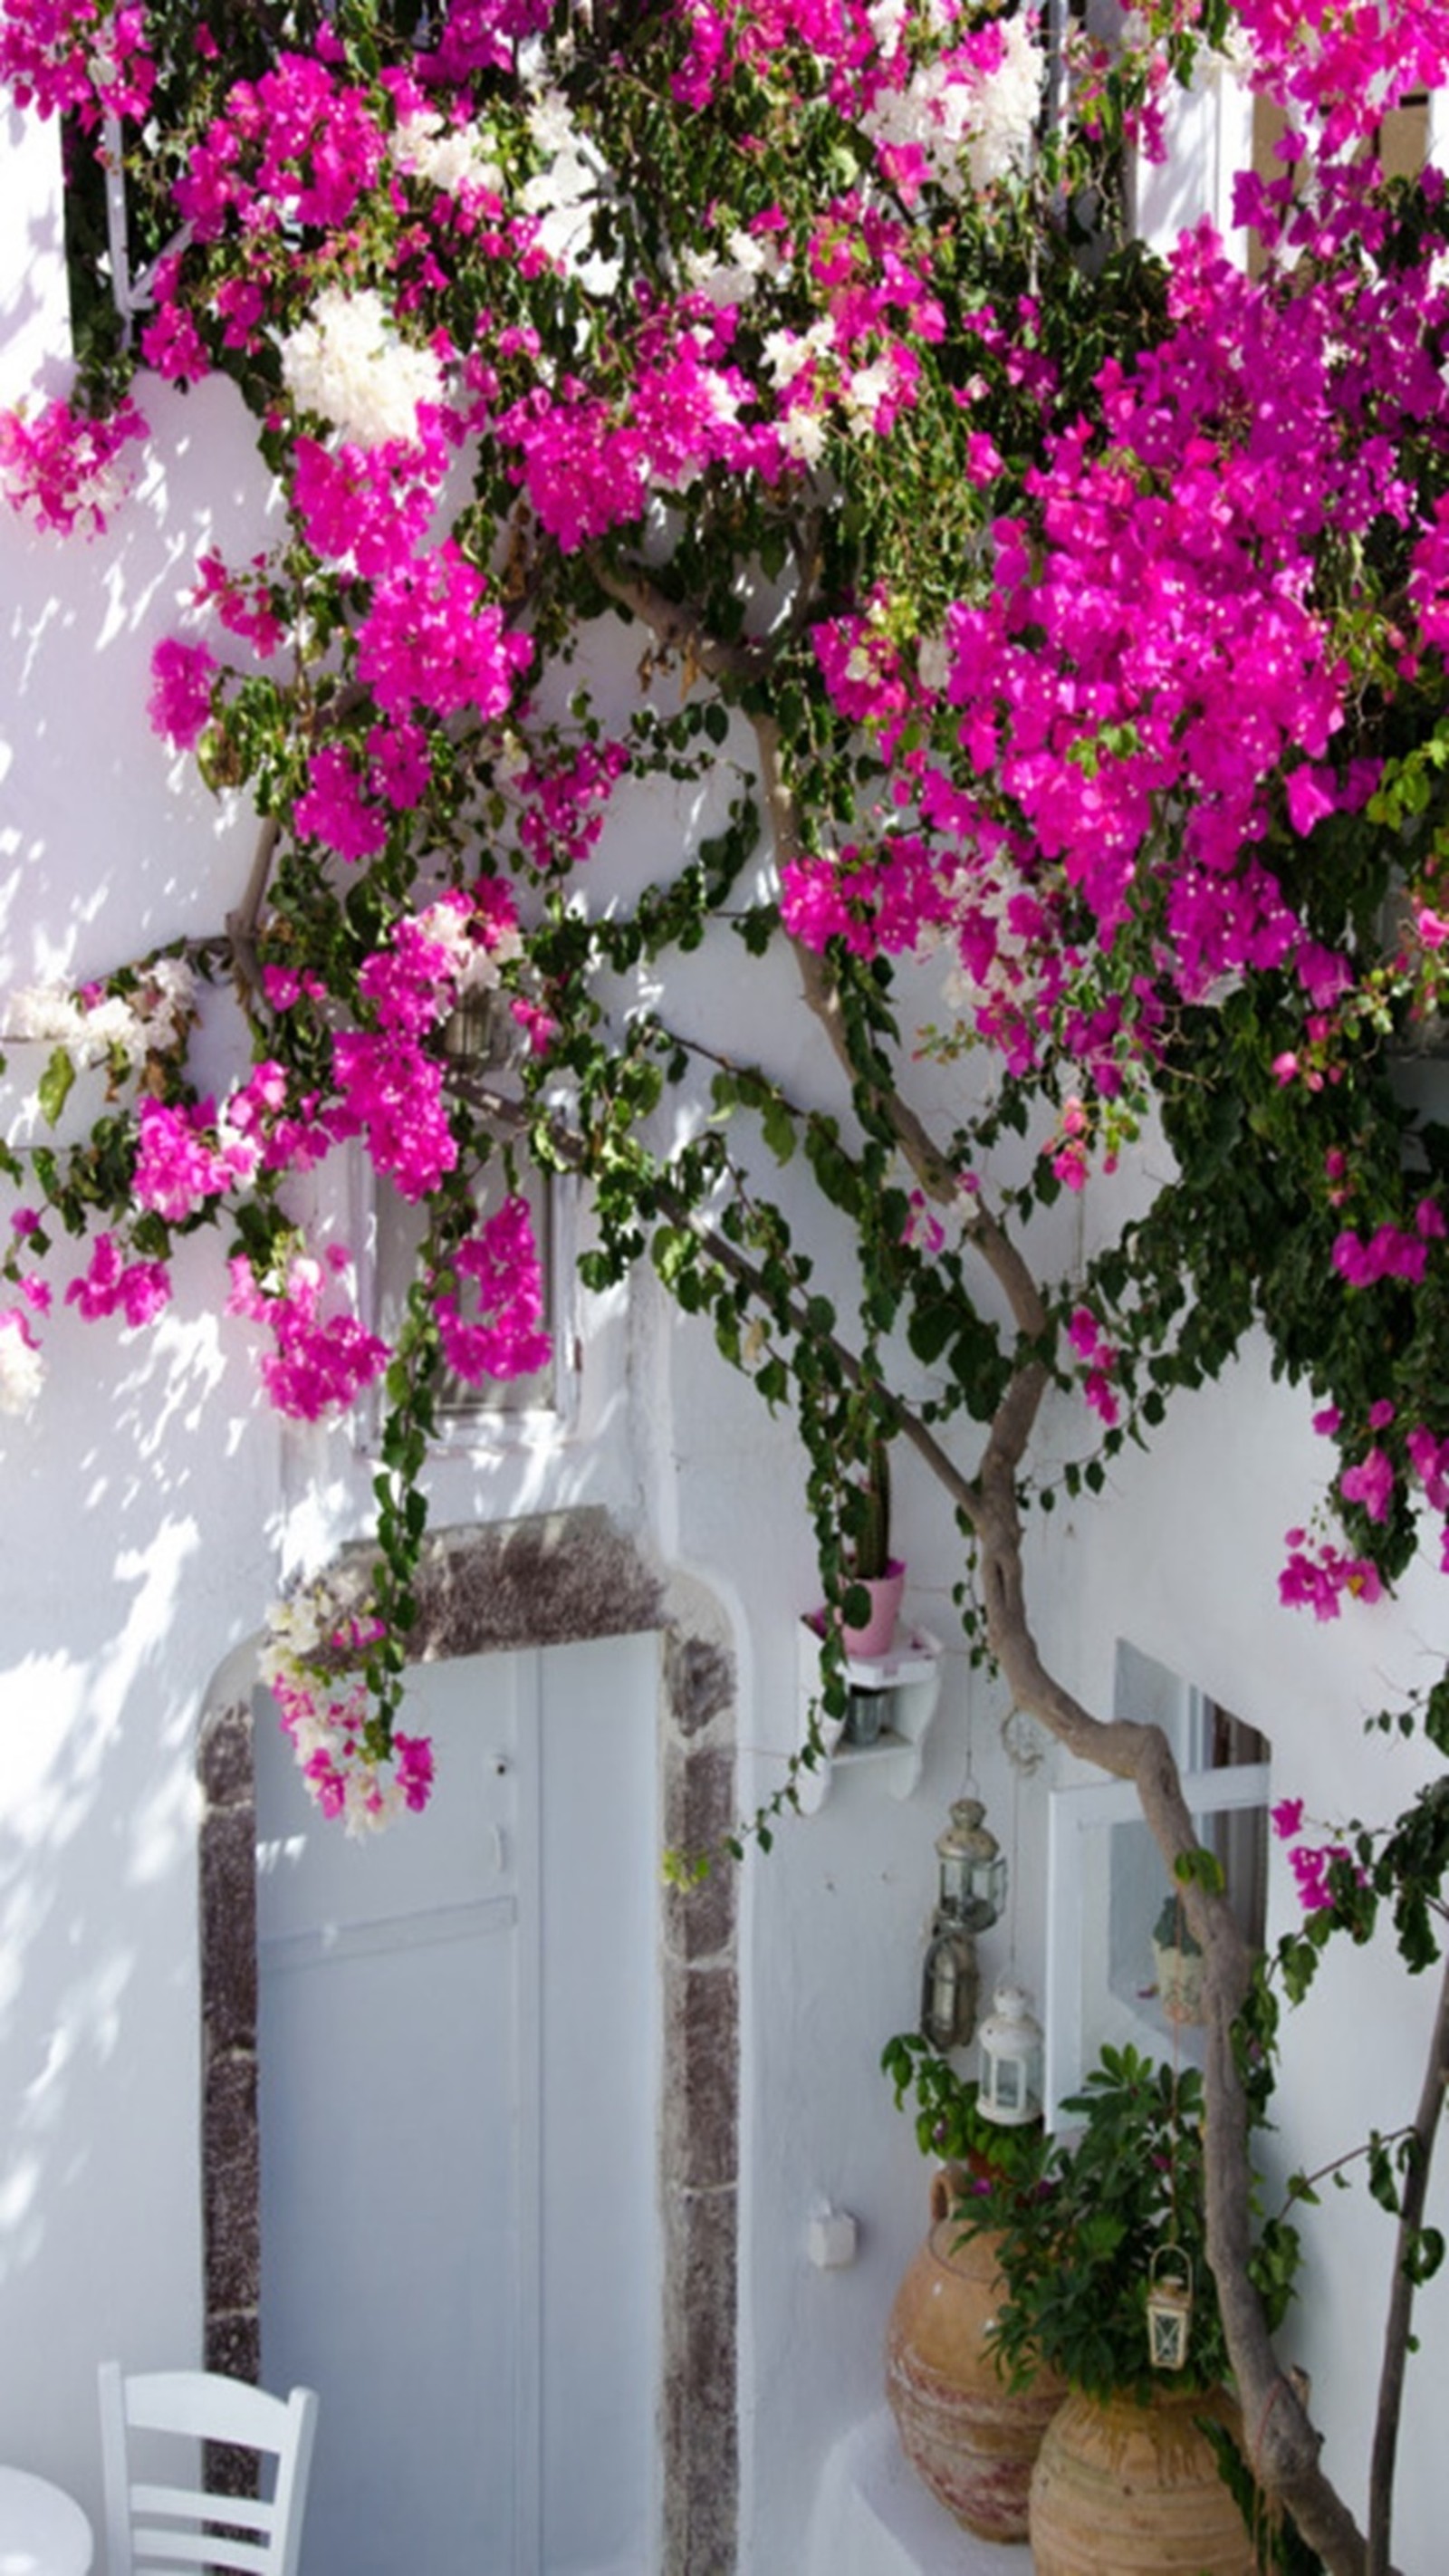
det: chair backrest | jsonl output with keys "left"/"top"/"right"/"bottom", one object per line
{"left": 99, "top": 2362, "right": 318, "bottom": 2576}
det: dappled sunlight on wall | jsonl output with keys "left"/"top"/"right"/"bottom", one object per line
{"left": 0, "top": 373, "right": 277, "bottom": 991}
{"left": 0, "top": 1316, "right": 283, "bottom": 2509}
{"left": 0, "top": 108, "right": 68, "bottom": 407}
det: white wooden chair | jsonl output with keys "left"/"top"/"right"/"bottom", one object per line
{"left": 98, "top": 2362, "right": 318, "bottom": 2576}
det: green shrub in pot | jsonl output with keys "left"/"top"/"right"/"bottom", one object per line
{"left": 955, "top": 2042, "right": 1300, "bottom": 2405}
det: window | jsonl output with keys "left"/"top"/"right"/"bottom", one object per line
{"left": 368, "top": 1156, "right": 576, "bottom": 1445}
{"left": 1042, "top": 1643, "right": 1271, "bottom": 2122}
{"left": 1246, "top": 92, "right": 1431, "bottom": 279}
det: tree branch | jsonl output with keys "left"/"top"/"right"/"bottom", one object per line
{"left": 584, "top": 553, "right": 770, "bottom": 686}
{"left": 1367, "top": 1944, "right": 1449, "bottom": 2575}
{"left": 225, "top": 814, "right": 280, "bottom": 1006}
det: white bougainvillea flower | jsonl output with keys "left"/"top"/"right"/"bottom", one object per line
{"left": 280, "top": 286, "right": 446, "bottom": 451}
{"left": 0, "top": 1311, "right": 43, "bottom": 1415}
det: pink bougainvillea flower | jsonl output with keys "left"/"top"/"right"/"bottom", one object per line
{"left": 1332, "top": 1224, "right": 1429, "bottom": 1288}
{"left": 1339, "top": 1447, "right": 1395, "bottom": 1524}
{"left": 1288, "top": 1841, "right": 1354, "bottom": 1913}
{"left": 0, "top": 393, "right": 147, "bottom": 537}
{"left": 1279, "top": 1532, "right": 1385, "bottom": 1619}
{"left": 226, "top": 1248, "right": 389, "bottom": 1420}
{"left": 139, "top": 299, "right": 210, "bottom": 386}
{"left": 434, "top": 1194, "right": 552, "bottom": 1386}
{"left": 393, "top": 1730, "right": 436, "bottom": 1812}
{"left": 148, "top": 639, "right": 219, "bottom": 750}
{"left": 64, "top": 1233, "right": 171, "bottom": 1326}
{"left": 133, "top": 1096, "right": 258, "bottom": 1222}
{"left": 294, "top": 744, "right": 389, "bottom": 864}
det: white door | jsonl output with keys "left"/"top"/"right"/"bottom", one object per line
{"left": 254, "top": 1633, "right": 659, "bottom": 2576}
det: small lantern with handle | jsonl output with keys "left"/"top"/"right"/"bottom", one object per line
{"left": 1147, "top": 2247, "right": 1195, "bottom": 2372}
{"left": 935, "top": 1795, "right": 1006, "bottom": 1932}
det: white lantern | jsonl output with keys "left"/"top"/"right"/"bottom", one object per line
{"left": 1147, "top": 2249, "right": 1194, "bottom": 2373}
{"left": 976, "top": 1980, "right": 1044, "bottom": 2128}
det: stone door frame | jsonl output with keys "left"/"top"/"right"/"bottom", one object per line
{"left": 197, "top": 1507, "right": 740, "bottom": 2575}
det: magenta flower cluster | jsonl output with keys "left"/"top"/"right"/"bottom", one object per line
{"left": 0, "top": 0, "right": 151, "bottom": 122}
{"left": 1271, "top": 1796, "right": 1356, "bottom": 1913}
{"left": 0, "top": 395, "right": 147, "bottom": 537}
{"left": 435, "top": 1195, "right": 552, "bottom": 1387}
{"left": 226, "top": 1247, "right": 389, "bottom": 1423}
{"left": 64, "top": 1233, "right": 171, "bottom": 1327}
{"left": 133, "top": 1098, "right": 259, "bottom": 1223}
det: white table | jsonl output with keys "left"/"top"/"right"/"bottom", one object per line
{"left": 0, "top": 2468, "right": 92, "bottom": 2576}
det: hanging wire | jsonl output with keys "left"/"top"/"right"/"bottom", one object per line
{"left": 1007, "top": 1739, "right": 1021, "bottom": 1976}
{"left": 999, "top": 1705, "right": 1043, "bottom": 1977}
{"left": 959, "top": 1669, "right": 978, "bottom": 1802}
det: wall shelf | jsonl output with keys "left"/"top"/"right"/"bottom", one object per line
{"left": 796, "top": 1618, "right": 944, "bottom": 1813}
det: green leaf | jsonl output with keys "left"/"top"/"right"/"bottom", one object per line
{"left": 762, "top": 1096, "right": 795, "bottom": 1165}
{"left": 1406, "top": 2226, "right": 1444, "bottom": 2285}
{"left": 907, "top": 1299, "right": 956, "bottom": 1366}
{"left": 37, "top": 1048, "right": 75, "bottom": 1127}
{"left": 1175, "top": 1846, "right": 1226, "bottom": 1897}
{"left": 652, "top": 1224, "right": 696, "bottom": 1288}
{"left": 756, "top": 1355, "right": 790, "bottom": 1408}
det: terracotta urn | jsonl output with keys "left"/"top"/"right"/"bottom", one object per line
{"left": 885, "top": 2169, "right": 1063, "bottom": 2543}
{"left": 1029, "top": 2384, "right": 1257, "bottom": 2576}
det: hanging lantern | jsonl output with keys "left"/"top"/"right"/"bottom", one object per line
{"left": 919, "top": 1918, "right": 980, "bottom": 2052}
{"left": 1147, "top": 2248, "right": 1195, "bottom": 2373}
{"left": 935, "top": 1795, "right": 1007, "bottom": 1932}
{"left": 976, "top": 1980, "right": 1044, "bottom": 2128}
{"left": 441, "top": 983, "right": 517, "bottom": 1070}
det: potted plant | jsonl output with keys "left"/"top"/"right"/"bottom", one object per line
{"left": 959, "top": 2043, "right": 1300, "bottom": 2576}
{"left": 839, "top": 1436, "right": 905, "bottom": 1660}
{"left": 1152, "top": 1889, "right": 1206, "bottom": 2027}
{"left": 878, "top": 2034, "right": 1064, "bottom": 2543}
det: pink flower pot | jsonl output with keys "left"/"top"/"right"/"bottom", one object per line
{"left": 840, "top": 1562, "right": 907, "bottom": 1659}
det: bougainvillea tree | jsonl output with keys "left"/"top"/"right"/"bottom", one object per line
{"left": 5, "top": 0, "right": 1449, "bottom": 2562}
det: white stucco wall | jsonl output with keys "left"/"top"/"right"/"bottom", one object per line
{"left": 2, "top": 86, "right": 1447, "bottom": 2576}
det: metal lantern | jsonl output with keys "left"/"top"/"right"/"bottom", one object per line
{"left": 441, "top": 983, "right": 517, "bottom": 1070}
{"left": 1147, "top": 2248, "right": 1195, "bottom": 2373}
{"left": 976, "top": 1980, "right": 1045, "bottom": 2129}
{"left": 920, "top": 1918, "right": 980, "bottom": 2052}
{"left": 935, "top": 1795, "right": 1007, "bottom": 1932}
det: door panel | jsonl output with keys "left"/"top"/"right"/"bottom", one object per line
{"left": 538, "top": 1639, "right": 659, "bottom": 2576}
{"left": 257, "top": 1653, "right": 524, "bottom": 2576}
{"left": 254, "top": 1633, "right": 658, "bottom": 2576}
